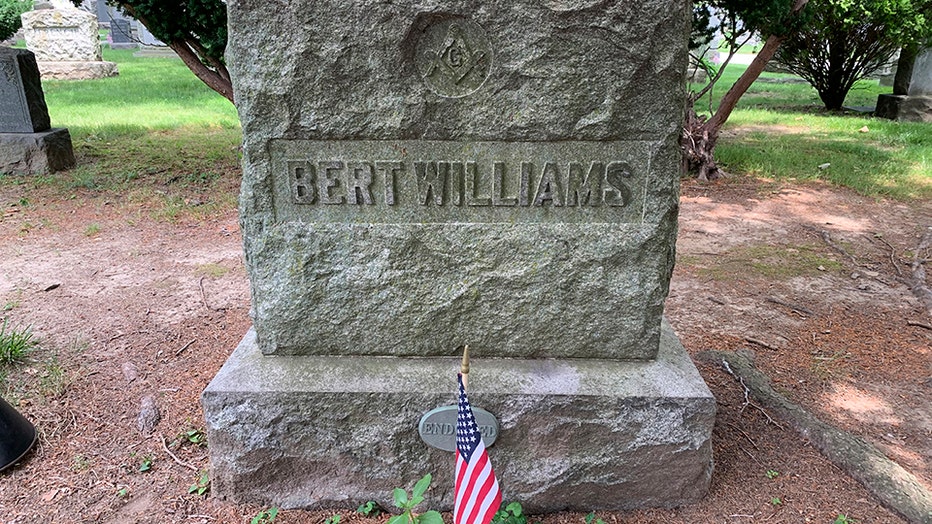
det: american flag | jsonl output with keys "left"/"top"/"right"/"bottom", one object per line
{"left": 454, "top": 373, "right": 502, "bottom": 524}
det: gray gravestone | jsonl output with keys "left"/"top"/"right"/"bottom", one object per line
{"left": 876, "top": 47, "right": 932, "bottom": 122}
{"left": 0, "top": 47, "right": 50, "bottom": 133}
{"left": 0, "top": 47, "right": 74, "bottom": 175}
{"left": 109, "top": 19, "right": 137, "bottom": 49}
{"left": 203, "top": 0, "right": 714, "bottom": 512}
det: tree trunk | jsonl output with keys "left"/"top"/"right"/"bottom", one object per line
{"left": 168, "top": 41, "right": 234, "bottom": 103}
{"left": 682, "top": 0, "right": 810, "bottom": 180}
{"left": 117, "top": 3, "right": 234, "bottom": 103}
{"left": 893, "top": 43, "right": 919, "bottom": 96}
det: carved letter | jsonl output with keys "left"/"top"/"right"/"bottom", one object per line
{"left": 492, "top": 162, "right": 518, "bottom": 207}
{"left": 415, "top": 162, "right": 446, "bottom": 206}
{"left": 533, "top": 162, "right": 563, "bottom": 206}
{"left": 318, "top": 161, "right": 345, "bottom": 205}
{"left": 566, "top": 162, "right": 604, "bottom": 206}
{"left": 604, "top": 161, "right": 633, "bottom": 207}
{"left": 519, "top": 162, "right": 533, "bottom": 206}
{"left": 346, "top": 162, "right": 375, "bottom": 205}
{"left": 465, "top": 162, "right": 492, "bottom": 206}
{"left": 375, "top": 161, "right": 403, "bottom": 206}
{"left": 446, "top": 162, "right": 465, "bottom": 206}
{"left": 289, "top": 161, "right": 317, "bottom": 204}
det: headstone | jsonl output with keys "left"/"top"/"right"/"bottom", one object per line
{"left": 109, "top": 19, "right": 137, "bottom": 49}
{"left": 876, "top": 47, "right": 932, "bottom": 123}
{"left": 0, "top": 48, "right": 75, "bottom": 174}
{"left": 203, "top": 0, "right": 715, "bottom": 512}
{"left": 132, "top": 23, "right": 176, "bottom": 58}
{"left": 20, "top": 1, "right": 119, "bottom": 80}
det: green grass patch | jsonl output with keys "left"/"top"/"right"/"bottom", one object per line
{"left": 692, "top": 66, "right": 932, "bottom": 199}
{"left": 0, "top": 48, "right": 245, "bottom": 223}
{"left": 43, "top": 49, "right": 239, "bottom": 136}
{"left": 695, "top": 244, "right": 842, "bottom": 281}
{"left": 0, "top": 318, "right": 37, "bottom": 365}
{"left": 195, "top": 263, "right": 231, "bottom": 279}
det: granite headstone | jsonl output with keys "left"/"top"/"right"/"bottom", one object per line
{"left": 0, "top": 48, "right": 75, "bottom": 175}
{"left": 203, "top": 0, "right": 715, "bottom": 512}
{"left": 0, "top": 47, "right": 50, "bottom": 134}
{"left": 21, "top": 0, "right": 118, "bottom": 79}
{"left": 876, "top": 47, "right": 932, "bottom": 123}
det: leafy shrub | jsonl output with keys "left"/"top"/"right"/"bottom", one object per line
{"left": 0, "top": 0, "right": 30, "bottom": 43}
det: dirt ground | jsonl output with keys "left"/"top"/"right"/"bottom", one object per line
{"left": 0, "top": 172, "right": 928, "bottom": 524}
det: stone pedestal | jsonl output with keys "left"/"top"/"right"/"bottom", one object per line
{"left": 0, "top": 128, "right": 76, "bottom": 175}
{"left": 203, "top": 322, "right": 715, "bottom": 511}
{"left": 21, "top": 4, "right": 118, "bottom": 80}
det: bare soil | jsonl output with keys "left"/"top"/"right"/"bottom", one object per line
{"left": 0, "top": 173, "right": 929, "bottom": 524}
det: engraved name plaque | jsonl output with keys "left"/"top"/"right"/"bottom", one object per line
{"left": 271, "top": 140, "right": 656, "bottom": 224}
{"left": 418, "top": 405, "right": 499, "bottom": 452}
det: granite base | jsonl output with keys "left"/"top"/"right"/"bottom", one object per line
{"left": 0, "top": 128, "right": 75, "bottom": 175}
{"left": 202, "top": 320, "right": 715, "bottom": 512}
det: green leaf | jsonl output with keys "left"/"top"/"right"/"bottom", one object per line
{"left": 410, "top": 495, "right": 424, "bottom": 507}
{"left": 393, "top": 488, "right": 408, "bottom": 508}
{"left": 387, "top": 515, "right": 409, "bottom": 524}
{"left": 506, "top": 502, "right": 523, "bottom": 517}
{"left": 412, "top": 473, "right": 432, "bottom": 498}
{"left": 417, "top": 510, "right": 444, "bottom": 524}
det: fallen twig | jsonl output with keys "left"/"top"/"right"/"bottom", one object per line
{"left": 721, "top": 359, "right": 785, "bottom": 430}
{"left": 873, "top": 234, "right": 903, "bottom": 277}
{"left": 708, "top": 296, "right": 727, "bottom": 305}
{"left": 175, "top": 339, "right": 196, "bottom": 356}
{"left": 907, "top": 320, "right": 932, "bottom": 331}
{"left": 161, "top": 435, "right": 198, "bottom": 472}
{"left": 765, "top": 296, "right": 813, "bottom": 316}
{"left": 745, "top": 337, "right": 780, "bottom": 351}
{"left": 815, "top": 228, "right": 859, "bottom": 264}
{"left": 726, "top": 422, "right": 759, "bottom": 449}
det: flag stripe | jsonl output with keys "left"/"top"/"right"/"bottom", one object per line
{"left": 454, "top": 373, "right": 501, "bottom": 524}
{"left": 458, "top": 445, "right": 492, "bottom": 522}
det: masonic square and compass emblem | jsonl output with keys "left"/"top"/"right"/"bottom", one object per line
{"left": 415, "top": 18, "right": 494, "bottom": 98}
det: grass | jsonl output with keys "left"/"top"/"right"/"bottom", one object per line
{"left": 0, "top": 318, "right": 37, "bottom": 365}
{"left": 695, "top": 244, "right": 843, "bottom": 281}
{"left": 0, "top": 47, "right": 245, "bottom": 220}
{"left": 42, "top": 49, "right": 239, "bottom": 135}
{"left": 692, "top": 66, "right": 932, "bottom": 199}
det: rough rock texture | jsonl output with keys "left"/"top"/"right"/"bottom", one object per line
{"left": 899, "top": 96, "right": 932, "bottom": 123}
{"left": 22, "top": 7, "right": 103, "bottom": 62}
{"left": 228, "top": 0, "right": 690, "bottom": 359}
{"left": 875, "top": 94, "right": 932, "bottom": 123}
{"left": 875, "top": 94, "right": 906, "bottom": 120}
{"left": 34, "top": 61, "right": 118, "bottom": 80}
{"left": 0, "top": 48, "right": 51, "bottom": 134}
{"left": 0, "top": 128, "right": 76, "bottom": 175}
{"left": 203, "top": 322, "right": 715, "bottom": 511}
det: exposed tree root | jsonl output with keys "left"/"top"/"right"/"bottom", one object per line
{"left": 907, "top": 227, "right": 932, "bottom": 317}
{"left": 698, "top": 350, "right": 932, "bottom": 524}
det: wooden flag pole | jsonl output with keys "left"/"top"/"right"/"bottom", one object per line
{"left": 460, "top": 344, "right": 470, "bottom": 391}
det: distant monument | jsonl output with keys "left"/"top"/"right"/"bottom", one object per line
{"left": 203, "top": 0, "right": 715, "bottom": 512}
{"left": 20, "top": 0, "right": 118, "bottom": 80}
{"left": 0, "top": 47, "right": 75, "bottom": 174}
{"left": 876, "top": 47, "right": 932, "bottom": 123}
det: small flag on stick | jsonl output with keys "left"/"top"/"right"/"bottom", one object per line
{"left": 454, "top": 346, "right": 501, "bottom": 524}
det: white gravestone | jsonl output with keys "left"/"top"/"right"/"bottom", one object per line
{"left": 21, "top": 1, "right": 118, "bottom": 80}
